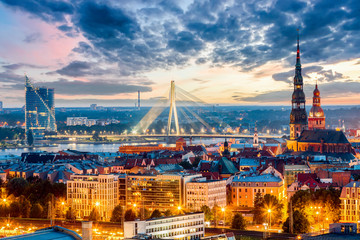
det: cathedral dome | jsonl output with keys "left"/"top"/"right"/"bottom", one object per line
{"left": 309, "top": 105, "right": 324, "bottom": 118}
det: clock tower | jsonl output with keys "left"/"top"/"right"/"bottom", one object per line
{"left": 289, "top": 31, "right": 307, "bottom": 141}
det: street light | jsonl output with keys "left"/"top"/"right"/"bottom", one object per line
{"left": 221, "top": 207, "right": 226, "bottom": 226}
{"left": 268, "top": 209, "right": 272, "bottom": 229}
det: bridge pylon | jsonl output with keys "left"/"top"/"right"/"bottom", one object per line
{"left": 167, "top": 80, "right": 180, "bottom": 135}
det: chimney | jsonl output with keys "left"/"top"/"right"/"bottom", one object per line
{"left": 82, "top": 221, "right": 92, "bottom": 240}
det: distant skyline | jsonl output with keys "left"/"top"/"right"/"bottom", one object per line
{"left": 0, "top": 0, "right": 359, "bottom": 107}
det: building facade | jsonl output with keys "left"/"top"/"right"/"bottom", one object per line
{"left": 66, "top": 117, "right": 97, "bottom": 127}
{"left": 231, "top": 172, "right": 285, "bottom": 207}
{"left": 308, "top": 84, "right": 326, "bottom": 130}
{"left": 25, "top": 75, "right": 56, "bottom": 139}
{"left": 126, "top": 174, "right": 201, "bottom": 212}
{"left": 127, "top": 174, "right": 182, "bottom": 212}
{"left": 124, "top": 212, "right": 205, "bottom": 240}
{"left": 67, "top": 174, "right": 119, "bottom": 221}
{"left": 186, "top": 177, "right": 226, "bottom": 210}
{"left": 340, "top": 181, "right": 360, "bottom": 224}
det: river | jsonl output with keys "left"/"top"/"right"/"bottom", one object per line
{"left": 0, "top": 138, "right": 228, "bottom": 156}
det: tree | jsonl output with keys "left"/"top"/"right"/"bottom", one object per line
{"left": 201, "top": 205, "right": 213, "bottom": 221}
{"left": 283, "top": 210, "right": 310, "bottom": 234}
{"left": 19, "top": 195, "right": 31, "bottom": 218}
{"left": 26, "top": 130, "right": 34, "bottom": 146}
{"left": 231, "top": 213, "right": 246, "bottom": 230}
{"left": 212, "top": 205, "right": 220, "bottom": 226}
{"left": 0, "top": 204, "right": 9, "bottom": 217}
{"left": 89, "top": 208, "right": 100, "bottom": 221}
{"left": 253, "top": 192, "right": 264, "bottom": 224}
{"left": 66, "top": 207, "right": 76, "bottom": 221}
{"left": 6, "top": 178, "right": 29, "bottom": 197}
{"left": 110, "top": 205, "right": 123, "bottom": 222}
{"left": 150, "top": 209, "right": 162, "bottom": 219}
{"left": 124, "top": 209, "right": 137, "bottom": 221}
{"left": 30, "top": 203, "right": 43, "bottom": 218}
{"left": 10, "top": 201, "right": 21, "bottom": 217}
{"left": 163, "top": 209, "right": 173, "bottom": 217}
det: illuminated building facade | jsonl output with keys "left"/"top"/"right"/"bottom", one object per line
{"left": 126, "top": 174, "right": 200, "bottom": 212}
{"left": 25, "top": 75, "right": 56, "bottom": 139}
{"left": 340, "top": 181, "right": 360, "bottom": 224}
{"left": 67, "top": 174, "right": 119, "bottom": 221}
{"left": 289, "top": 32, "right": 307, "bottom": 143}
{"left": 231, "top": 170, "right": 285, "bottom": 207}
{"left": 119, "top": 138, "right": 186, "bottom": 154}
{"left": 124, "top": 212, "right": 205, "bottom": 240}
{"left": 186, "top": 178, "right": 226, "bottom": 210}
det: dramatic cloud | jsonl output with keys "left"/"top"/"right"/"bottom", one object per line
{"left": 1, "top": 0, "right": 360, "bottom": 106}
{"left": 234, "top": 81, "right": 360, "bottom": 103}
{"left": 0, "top": 0, "right": 73, "bottom": 22}
{"left": 53, "top": 61, "right": 112, "bottom": 77}
{"left": 272, "top": 66, "right": 346, "bottom": 84}
{"left": 11, "top": 78, "right": 152, "bottom": 95}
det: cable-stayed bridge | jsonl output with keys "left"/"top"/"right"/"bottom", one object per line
{"left": 48, "top": 81, "right": 283, "bottom": 140}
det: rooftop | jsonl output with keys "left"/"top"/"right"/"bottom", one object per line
{"left": 233, "top": 173, "right": 282, "bottom": 183}
{"left": 3, "top": 226, "right": 81, "bottom": 240}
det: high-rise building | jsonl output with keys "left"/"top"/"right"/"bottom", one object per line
{"left": 308, "top": 84, "right": 326, "bottom": 130}
{"left": 25, "top": 75, "right": 56, "bottom": 138}
{"left": 0, "top": 101, "right": 3, "bottom": 112}
{"left": 289, "top": 32, "right": 307, "bottom": 141}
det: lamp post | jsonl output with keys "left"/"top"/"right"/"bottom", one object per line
{"left": 221, "top": 207, "right": 226, "bottom": 226}
{"left": 268, "top": 209, "right": 272, "bottom": 229}
{"left": 316, "top": 211, "right": 320, "bottom": 232}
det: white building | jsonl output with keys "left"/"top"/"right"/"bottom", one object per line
{"left": 186, "top": 177, "right": 227, "bottom": 210}
{"left": 66, "top": 117, "right": 97, "bottom": 127}
{"left": 67, "top": 117, "right": 88, "bottom": 126}
{"left": 124, "top": 212, "right": 205, "bottom": 240}
{"left": 67, "top": 174, "right": 119, "bottom": 221}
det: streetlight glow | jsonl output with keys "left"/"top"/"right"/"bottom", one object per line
{"left": 95, "top": 202, "right": 100, "bottom": 207}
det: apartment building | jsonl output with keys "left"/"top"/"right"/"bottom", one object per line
{"left": 231, "top": 173, "right": 285, "bottom": 207}
{"left": 67, "top": 174, "right": 119, "bottom": 221}
{"left": 186, "top": 177, "right": 226, "bottom": 210}
{"left": 124, "top": 212, "right": 205, "bottom": 240}
{"left": 340, "top": 181, "right": 360, "bottom": 224}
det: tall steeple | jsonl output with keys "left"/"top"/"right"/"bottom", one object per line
{"left": 289, "top": 30, "right": 307, "bottom": 140}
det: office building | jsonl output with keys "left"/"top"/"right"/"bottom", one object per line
{"left": 67, "top": 174, "right": 119, "bottom": 221}
{"left": 126, "top": 173, "right": 200, "bottom": 212}
{"left": 25, "top": 75, "right": 56, "bottom": 138}
{"left": 186, "top": 177, "right": 226, "bottom": 210}
{"left": 124, "top": 212, "right": 205, "bottom": 240}
{"left": 0, "top": 101, "right": 3, "bottom": 112}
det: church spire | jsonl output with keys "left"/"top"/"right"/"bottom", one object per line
{"left": 296, "top": 29, "right": 301, "bottom": 67}
{"left": 289, "top": 29, "right": 307, "bottom": 140}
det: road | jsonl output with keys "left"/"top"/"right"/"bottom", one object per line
{"left": 206, "top": 227, "right": 297, "bottom": 239}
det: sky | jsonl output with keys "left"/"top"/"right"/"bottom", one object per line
{"left": 0, "top": 0, "right": 359, "bottom": 107}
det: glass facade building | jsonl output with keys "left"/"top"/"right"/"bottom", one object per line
{"left": 25, "top": 75, "right": 56, "bottom": 138}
